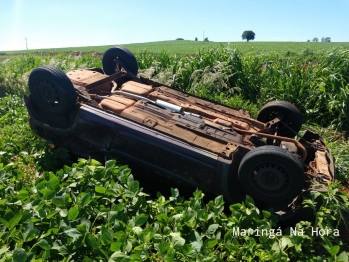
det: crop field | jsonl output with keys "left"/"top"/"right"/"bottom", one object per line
{"left": 0, "top": 42, "right": 349, "bottom": 261}
{"left": 2, "top": 40, "right": 349, "bottom": 56}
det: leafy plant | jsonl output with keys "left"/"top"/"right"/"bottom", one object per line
{"left": 1, "top": 159, "right": 348, "bottom": 261}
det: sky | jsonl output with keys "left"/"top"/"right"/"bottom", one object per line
{"left": 0, "top": 0, "right": 348, "bottom": 51}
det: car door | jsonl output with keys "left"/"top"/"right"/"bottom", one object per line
{"left": 109, "top": 124, "right": 218, "bottom": 196}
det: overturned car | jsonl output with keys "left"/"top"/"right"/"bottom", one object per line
{"left": 25, "top": 47, "right": 334, "bottom": 219}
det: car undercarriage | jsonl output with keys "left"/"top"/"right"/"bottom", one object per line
{"left": 24, "top": 46, "right": 335, "bottom": 221}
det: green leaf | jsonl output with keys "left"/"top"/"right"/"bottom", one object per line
{"left": 262, "top": 210, "right": 271, "bottom": 218}
{"left": 101, "top": 226, "right": 113, "bottom": 245}
{"left": 60, "top": 209, "right": 68, "bottom": 217}
{"left": 193, "top": 190, "right": 203, "bottom": 199}
{"left": 271, "top": 241, "right": 280, "bottom": 252}
{"left": 81, "top": 192, "right": 91, "bottom": 208}
{"left": 128, "top": 181, "right": 139, "bottom": 194}
{"left": 337, "top": 251, "right": 349, "bottom": 262}
{"left": 158, "top": 242, "right": 170, "bottom": 255}
{"left": 89, "top": 159, "right": 101, "bottom": 166}
{"left": 40, "top": 188, "right": 55, "bottom": 200}
{"left": 77, "top": 223, "right": 88, "bottom": 233}
{"left": 0, "top": 245, "right": 9, "bottom": 256}
{"left": 130, "top": 253, "right": 142, "bottom": 261}
{"left": 38, "top": 208, "right": 47, "bottom": 218}
{"left": 245, "top": 195, "right": 255, "bottom": 205}
{"left": 0, "top": 218, "right": 9, "bottom": 228}
{"left": 106, "top": 189, "right": 118, "bottom": 197}
{"left": 16, "top": 189, "right": 29, "bottom": 200}
{"left": 68, "top": 205, "right": 79, "bottom": 221}
{"left": 38, "top": 239, "right": 51, "bottom": 250}
{"left": 43, "top": 227, "right": 59, "bottom": 237}
{"left": 64, "top": 228, "right": 82, "bottom": 238}
{"left": 86, "top": 233, "right": 100, "bottom": 249}
{"left": 170, "top": 233, "right": 185, "bottom": 247}
{"left": 149, "top": 234, "right": 161, "bottom": 245}
{"left": 9, "top": 214, "right": 22, "bottom": 229}
{"left": 81, "top": 219, "right": 92, "bottom": 232}
{"left": 47, "top": 210, "right": 59, "bottom": 219}
{"left": 171, "top": 188, "right": 179, "bottom": 198}
{"left": 51, "top": 243, "right": 68, "bottom": 255}
{"left": 12, "top": 248, "right": 28, "bottom": 262}
{"left": 35, "top": 180, "right": 47, "bottom": 191}
{"left": 191, "top": 241, "right": 202, "bottom": 252}
{"left": 281, "top": 236, "right": 291, "bottom": 250}
{"left": 206, "top": 224, "right": 219, "bottom": 235}
{"left": 48, "top": 173, "right": 60, "bottom": 190}
{"left": 84, "top": 257, "right": 93, "bottom": 262}
{"left": 110, "top": 242, "right": 123, "bottom": 252}
{"left": 202, "top": 256, "right": 216, "bottom": 262}
{"left": 4, "top": 209, "right": 15, "bottom": 222}
{"left": 156, "top": 213, "right": 168, "bottom": 225}
{"left": 23, "top": 228, "right": 40, "bottom": 242}
{"left": 109, "top": 251, "right": 129, "bottom": 261}
{"left": 132, "top": 226, "right": 143, "bottom": 236}
{"left": 328, "top": 245, "right": 340, "bottom": 256}
{"left": 105, "top": 160, "right": 116, "bottom": 169}
{"left": 52, "top": 196, "right": 67, "bottom": 207}
{"left": 165, "top": 246, "right": 175, "bottom": 261}
{"left": 135, "top": 214, "right": 148, "bottom": 226}
{"left": 214, "top": 195, "right": 224, "bottom": 206}
{"left": 95, "top": 186, "right": 106, "bottom": 194}
{"left": 206, "top": 239, "right": 218, "bottom": 248}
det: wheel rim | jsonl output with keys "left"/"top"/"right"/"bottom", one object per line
{"left": 266, "top": 110, "right": 288, "bottom": 125}
{"left": 252, "top": 163, "right": 289, "bottom": 194}
{"left": 38, "top": 80, "right": 61, "bottom": 109}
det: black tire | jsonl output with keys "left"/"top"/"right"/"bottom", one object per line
{"left": 238, "top": 145, "right": 305, "bottom": 205}
{"left": 102, "top": 46, "right": 138, "bottom": 75}
{"left": 28, "top": 65, "right": 76, "bottom": 115}
{"left": 257, "top": 100, "right": 303, "bottom": 137}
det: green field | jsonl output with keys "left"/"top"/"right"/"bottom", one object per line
{"left": 1, "top": 40, "right": 349, "bottom": 56}
{"left": 0, "top": 43, "right": 349, "bottom": 261}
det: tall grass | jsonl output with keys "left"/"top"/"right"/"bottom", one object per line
{"left": 0, "top": 53, "right": 101, "bottom": 96}
{"left": 137, "top": 46, "right": 349, "bottom": 130}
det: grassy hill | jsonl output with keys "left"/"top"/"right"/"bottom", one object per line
{"left": 1, "top": 40, "right": 349, "bottom": 56}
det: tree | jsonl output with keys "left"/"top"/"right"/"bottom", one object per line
{"left": 312, "top": 37, "right": 318, "bottom": 42}
{"left": 242, "top": 30, "right": 255, "bottom": 42}
{"left": 204, "top": 37, "right": 209, "bottom": 42}
{"left": 195, "top": 37, "right": 198, "bottom": 41}
{"left": 321, "top": 37, "right": 331, "bottom": 42}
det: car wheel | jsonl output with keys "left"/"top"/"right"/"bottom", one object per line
{"left": 102, "top": 46, "right": 138, "bottom": 75}
{"left": 257, "top": 100, "right": 303, "bottom": 137}
{"left": 238, "top": 145, "right": 305, "bottom": 205}
{"left": 28, "top": 65, "right": 77, "bottom": 115}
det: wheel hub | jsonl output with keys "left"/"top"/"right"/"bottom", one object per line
{"left": 253, "top": 164, "right": 288, "bottom": 192}
{"left": 38, "top": 80, "right": 58, "bottom": 104}
{"left": 267, "top": 111, "right": 291, "bottom": 133}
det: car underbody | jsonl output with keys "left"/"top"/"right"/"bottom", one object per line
{"left": 25, "top": 47, "right": 335, "bottom": 221}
